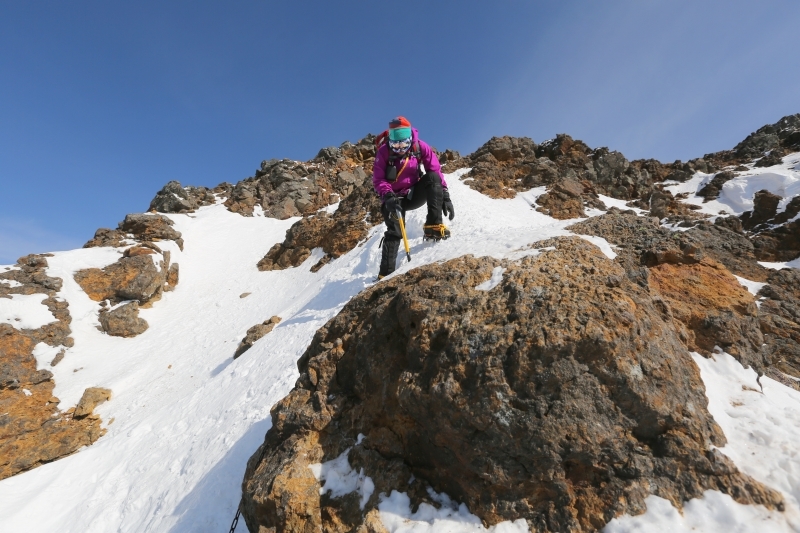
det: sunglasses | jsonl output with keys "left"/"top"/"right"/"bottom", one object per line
{"left": 389, "top": 138, "right": 412, "bottom": 150}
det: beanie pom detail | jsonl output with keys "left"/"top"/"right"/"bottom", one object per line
{"left": 389, "top": 116, "right": 411, "bottom": 130}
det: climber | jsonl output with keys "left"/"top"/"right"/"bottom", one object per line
{"left": 373, "top": 116, "right": 455, "bottom": 278}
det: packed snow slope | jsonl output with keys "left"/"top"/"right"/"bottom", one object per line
{"left": 1, "top": 152, "right": 800, "bottom": 531}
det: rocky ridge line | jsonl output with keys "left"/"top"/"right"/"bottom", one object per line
{"left": 242, "top": 115, "right": 798, "bottom": 275}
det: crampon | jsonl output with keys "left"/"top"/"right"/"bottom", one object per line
{"left": 422, "top": 224, "right": 450, "bottom": 241}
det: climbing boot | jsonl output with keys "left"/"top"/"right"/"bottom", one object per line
{"left": 423, "top": 224, "right": 450, "bottom": 241}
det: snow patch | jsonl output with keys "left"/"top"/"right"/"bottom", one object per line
{"left": 0, "top": 293, "right": 57, "bottom": 329}
{"left": 309, "top": 448, "right": 375, "bottom": 510}
{"left": 598, "top": 194, "right": 647, "bottom": 214}
{"left": 0, "top": 279, "right": 22, "bottom": 287}
{"left": 378, "top": 489, "right": 528, "bottom": 533}
{"left": 734, "top": 275, "right": 767, "bottom": 296}
{"left": 321, "top": 201, "right": 341, "bottom": 215}
{"left": 32, "top": 342, "right": 64, "bottom": 369}
{"left": 605, "top": 491, "right": 795, "bottom": 533}
{"left": 759, "top": 258, "right": 800, "bottom": 270}
{"left": 475, "top": 266, "right": 505, "bottom": 291}
{"left": 577, "top": 235, "right": 618, "bottom": 259}
{"left": 720, "top": 173, "right": 800, "bottom": 214}
{"left": 517, "top": 185, "right": 548, "bottom": 207}
{"left": 692, "top": 351, "right": 800, "bottom": 529}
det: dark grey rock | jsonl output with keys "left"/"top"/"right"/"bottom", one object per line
{"left": 98, "top": 302, "right": 148, "bottom": 338}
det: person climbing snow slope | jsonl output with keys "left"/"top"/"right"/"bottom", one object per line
{"left": 373, "top": 116, "right": 455, "bottom": 278}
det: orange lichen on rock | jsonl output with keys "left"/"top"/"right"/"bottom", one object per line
{"left": 648, "top": 258, "right": 762, "bottom": 357}
{"left": 0, "top": 328, "right": 105, "bottom": 481}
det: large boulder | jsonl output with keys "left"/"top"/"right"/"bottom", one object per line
{"left": 241, "top": 237, "right": 782, "bottom": 532}
{"left": 741, "top": 189, "right": 782, "bottom": 230}
{"left": 98, "top": 302, "right": 148, "bottom": 338}
{"left": 751, "top": 220, "right": 800, "bottom": 262}
{"left": 74, "top": 254, "right": 164, "bottom": 304}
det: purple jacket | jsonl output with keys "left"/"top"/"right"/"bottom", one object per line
{"left": 372, "top": 127, "right": 448, "bottom": 199}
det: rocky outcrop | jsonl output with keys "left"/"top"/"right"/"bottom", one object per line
{"left": 534, "top": 178, "right": 590, "bottom": 219}
{"left": 568, "top": 212, "right": 770, "bottom": 372}
{"left": 461, "top": 136, "right": 544, "bottom": 199}
{"left": 118, "top": 214, "right": 183, "bottom": 246}
{"left": 647, "top": 257, "right": 764, "bottom": 365}
{"left": 751, "top": 220, "right": 800, "bottom": 262}
{"left": 739, "top": 190, "right": 800, "bottom": 262}
{"left": 685, "top": 219, "right": 771, "bottom": 281}
{"left": 733, "top": 114, "right": 800, "bottom": 160}
{"left": 84, "top": 212, "right": 184, "bottom": 250}
{"left": 754, "top": 149, "right": 786, "bottom": 168}
{"left": 758, "top": 268, "right": 800, "bottom": 387}
{"left": 257, "top": 178, "right": 383, "bottom": 272}
{"left": 647, "top": 187, "right": 708, "bottom": 223}
{"left": 460, "top": 134, "right": 717, "bottom": 226}
{"left": 704, "top": 114, "right": 800, "bottom": 166}
{"left": 241, "top": 238, "right": 782, "bottom": 532}
{"left": 75, "top": 247, "right": 178, "bottom": 338}
{"left": 0, "top": 255, "right": 105, "bottom": 481}
{"left": 225, "top": 137, "right": 377, "bottom": 219}
{"left": 148, "top": 180, "right": 219, "bottom": 213}
{"left": 234, "top": 316, "right": 282, "bottom": 359}
{"left": 697, "top": 170, "right": 736, "bottom": 202}
{"left": 0, "top": 255, "right": 71, "bottom": 350}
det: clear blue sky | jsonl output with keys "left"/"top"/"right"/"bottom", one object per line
{"left": 2, "top": 1, "right": 799, "bottom": 264}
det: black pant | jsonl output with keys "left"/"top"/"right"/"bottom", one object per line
{"left": 379, "top": 172, "right": 444, "bottom": 276}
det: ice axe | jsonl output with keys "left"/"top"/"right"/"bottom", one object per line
{"left": 394, "top": 207, "right": 411, "bottom": 262}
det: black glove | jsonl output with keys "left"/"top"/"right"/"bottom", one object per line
{"left": 383, "top": 192, "right": 399, "bottom": 217}
{"left": 442, "top": 190, "right": 455, "bottom": 220}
